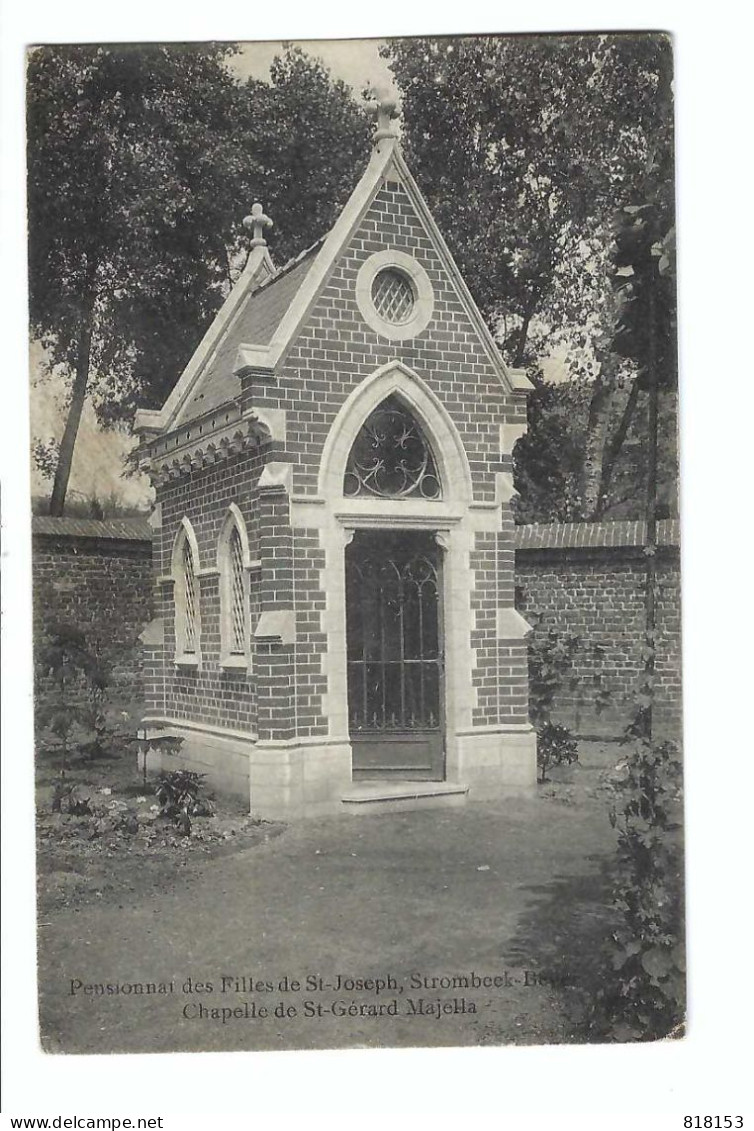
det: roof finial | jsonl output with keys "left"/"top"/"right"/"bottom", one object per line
{"left": 367, "top": 87, "right": 399, "bottom": 149}
{"left": 243, "top": 202, "right": 273, "bottom": 248}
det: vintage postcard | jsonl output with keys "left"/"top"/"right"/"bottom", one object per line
{"left": 28, "top": 32, "right": 682, "bottom": 1054}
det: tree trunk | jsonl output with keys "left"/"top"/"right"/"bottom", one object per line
{"left": 49, "top": 309, "right": 94, "bottom": 516}
{"left": 580, "top": 359, "right": 618, "bottom": 518}
{"left": 643, "top": 348, "right": 659, "bottom": 744}
{"left": 593, "top": 377, "right": 641, "bottom": 518}
{"left": 512, "top": 291, "right": 538, "bottom": 368}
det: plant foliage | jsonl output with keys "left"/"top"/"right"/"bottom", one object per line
{"left": 28, "top": 43, "right": 369, "bottom": 512}
{"left": 536, "top": 721, "right": 579, "bottom": 784}
{"left": 155, "top": 769, "right": 214, "bottom": 835}
{"left": 587, "top": 732, "right": 684, "bottom": 1040}
{"left": 385, "top": 33, "right": 676, "bottom": 520}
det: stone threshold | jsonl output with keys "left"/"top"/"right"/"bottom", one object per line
{"left": 341, "top": 780, "right": 468, "bottom": 814}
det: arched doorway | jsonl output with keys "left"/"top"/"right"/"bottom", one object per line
{"left": 340, "top": 392, "right": 446, "bottom": 779}
{"left": 346, "top": 529, "right": 444, "bottom": 779}
{"left": 295, "top": 360, "right": 477, "bottom": 790}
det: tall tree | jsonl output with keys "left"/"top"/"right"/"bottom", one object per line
{"left": 28, "top": 44, "right": 368, "bottom": 513}
{"left": 606, "top": 50, "right": 676, "bottom": 738}
{"left": 384, "top": 33, "right": 675, "bottom": 520}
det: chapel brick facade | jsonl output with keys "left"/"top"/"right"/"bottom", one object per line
{"left": 135, "top": 100, "right": 537, "bottom": 816}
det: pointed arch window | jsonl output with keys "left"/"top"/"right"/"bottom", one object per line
{"left": 218, "top": 504, "right": 254, "bottom": 670}
{"left": 172, "top": 520, "right": 202, "bottom": 667}
{"left": 343, "top": 395, "right": 442, "bottom": 500}
{"left": 228, "top": 528, "right": 246, "bottom": 654}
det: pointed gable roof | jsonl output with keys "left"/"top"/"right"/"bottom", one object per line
{"left": 173, "top": 242, "right": 321, "bottom": 427}
{"left": 135, "top": 116, "right": 531, "bottom": 440}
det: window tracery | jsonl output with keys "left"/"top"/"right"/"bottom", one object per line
{"left": 343, "top": 396, "right": 441, "bottom": 500}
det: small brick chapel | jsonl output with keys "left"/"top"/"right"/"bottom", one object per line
{"left": 135, "top": 96, "right": 537, "bottom": 818}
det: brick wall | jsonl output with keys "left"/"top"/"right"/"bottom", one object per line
{"left": 514, "top": 520, "right": 682, "bottom": 740}
{"left": 157, "top": 445, "right": 266, "bottom": 736}
{"left": 32, "top": 517, "right": 153, "bottom": 712}
{"left": 239, "top": 179, "right": 526, "bottom": 735}
{"left": 33, "top": 517, "right": 681, "bottom": 743}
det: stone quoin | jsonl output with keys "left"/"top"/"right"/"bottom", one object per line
{"left": 134, "top": 93, "right": 538, "bottom": 817}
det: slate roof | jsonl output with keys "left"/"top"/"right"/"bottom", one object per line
{"left": 32, "top": 516, "right": 153, "bottom": 541}
{"left": 174, "top": 243, "right": 322, "bottom": 427}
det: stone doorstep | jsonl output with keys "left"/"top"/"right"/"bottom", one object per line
{"left": 341, "top": 780, "right": 469, "bottom": 815}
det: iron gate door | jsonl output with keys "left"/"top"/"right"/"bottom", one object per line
{"left": 345, "top": 530, "right": 444, "bottom": 779}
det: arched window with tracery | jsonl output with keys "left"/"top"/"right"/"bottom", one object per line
{"left": 218, "top": 504, "right": 252, "bottom": 669}
{"left": 172, "top": 519, "right": 202, "bottom": 665}
{"left": 343, "top": 395, "right": 441, "bottom": 500}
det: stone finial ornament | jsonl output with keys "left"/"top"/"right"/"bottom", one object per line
{"left": 243, "top": 202, "right": 273, "bottom": 247}
{"left": 368, "top": 89, "right": 400, "bottom": 146}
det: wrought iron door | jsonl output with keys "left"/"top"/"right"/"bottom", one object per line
{"left": 346, "top": 530, "right": 444, "bottom": 779}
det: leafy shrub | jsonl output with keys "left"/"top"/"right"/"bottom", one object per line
{"left": 527, "top": 626, "right": 581, "bottom": 783}
{"left": 36, "top": 623, "right": 103, "bottom": 777}
{"left": 36, "top": 622, "right": 139, "bottom": 778}
{"left": 155, "top": 770, "right": 214, "bottom": 835}
{"left": 537, "top": 721, "right": 579, "bottom": 783}
{"left": 528, "top": 626, "right": 581, "bottom": 727}
{"left": 586, "top": 733, "right": 684, "bottom": 1041}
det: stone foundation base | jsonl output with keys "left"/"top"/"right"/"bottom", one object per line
{"left": 140, "top": 720, "right": 352, "bottom": 818}
{"left": 249, "top": 739, "right": 352, "bottom": 819}
{"left": 140, "top": 719, "right": 537, "bottom": 816}
{"left": 454, "top": 726, "right": 538, "bottom": 797}
{"left": 140, "top": 721, "right": 255, "bottom": 801}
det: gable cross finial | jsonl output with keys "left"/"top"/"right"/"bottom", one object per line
{"left": 367, "top": 87, "right": 400, "bottom": 148}
{"left": 243, "top": 202, "right": 273, "bottom": 248}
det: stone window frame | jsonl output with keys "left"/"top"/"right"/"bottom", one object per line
{"left": 171, "top": 517, "right": 203, "bottom": 668}
{"left": 355, "top": 250, "right": 434, "bottom": 342}
{"left": 217, "top": 503, "right": 254, "bottom": 671}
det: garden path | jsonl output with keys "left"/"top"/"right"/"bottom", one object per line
{"left": 38, "top": 750, "right": 618, "bottom": 1053}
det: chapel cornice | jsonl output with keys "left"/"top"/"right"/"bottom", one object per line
{"left": 137, "top": 402, "right": 286, "bottom": 488}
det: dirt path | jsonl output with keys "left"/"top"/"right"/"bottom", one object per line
{"left": 38, "top": 776, "right": 618, "bottom": 1053}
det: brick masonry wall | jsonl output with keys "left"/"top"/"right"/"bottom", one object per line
{"left": 514, "top": 520, "right": 682, "bottom": 740}
{"left": 157, "top": 445, "right": 266, "bottom": 736}
{"left": 32, "top": 519, "right": 153, "bottom": 713}
{"left": 240, "top": 179, "right": 524, "bottom": 735}
{"left": 32, "top": 518, "right": 682, "bottom": 743}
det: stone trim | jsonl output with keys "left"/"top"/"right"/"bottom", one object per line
{"left": 500, "top": 421, "right": 527, "bottom": 455}
{"left": 317, "top": 360, "right": 473, "bottom": 507}
{"left": 170, "top": 518, "right": 203, "bottom": 667}
{"left": 390, "top": 148, "right": 528, "bottom": 395}
{"left": 496, "top": 607, "right": 534, "bottom": 640}
{"left": 514, "top": 518, "right": 680, "bottom": 551}
{"left": 354, "top": 249, "right": 434, "bottom": 341}
{"left": 254, "top": 610, "right": 295, "bottom": 645}
{"left": 138, "top": 408, "right": 286, "bottom": 487}
{"left": 135, "top": 242, "right": 274, "bottom": 434}
{"left": 294, "top": 361, "right": 508, "bottom": 782}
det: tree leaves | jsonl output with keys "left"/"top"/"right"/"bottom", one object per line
{"left": 28, "top": 43, "right": 369, "bottom": 506}
{"left": 385, "top": 34, "right": 677, "bottom": 522}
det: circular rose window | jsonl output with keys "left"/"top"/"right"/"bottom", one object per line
{"left": 355, "top": 250, "right": 434, "bottom": 341}
{"left": 371, "top": 268, "right": 415, "bottom": 325}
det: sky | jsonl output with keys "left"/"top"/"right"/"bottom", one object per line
{"left": 229, "top": 37, "right": 397, "bottom": 97}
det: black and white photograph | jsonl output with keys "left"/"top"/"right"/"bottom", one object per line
{"left": 3, "top": 9, "right": 752, "bottom": 1122}
{"left": 23, "top": 31, "right": 686, "bottom": 1056}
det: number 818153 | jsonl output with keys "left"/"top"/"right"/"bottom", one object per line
{"left": 684, "top": 1119, "right": 743, "bottom": 1127}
